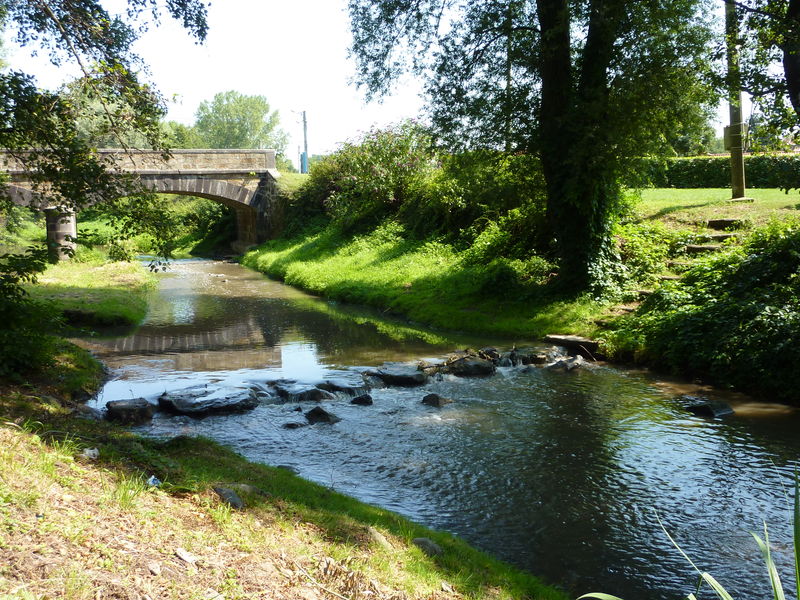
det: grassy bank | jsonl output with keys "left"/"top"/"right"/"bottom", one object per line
{"left": 0, "top": 350, "right": 567, "bottom": 600}
{"left": 242, "top": 221, "right": 604, "bottom": 340}
{"left": 24, "top": 258, "right": 157, "bottom": 329}
{"left": 243, "top": 182, "right": 800, "bottom": 402}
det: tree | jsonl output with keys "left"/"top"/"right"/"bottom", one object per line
{"left": 0, "top": 0, "right": 208, "bottom": 374}
{"left": 194, "top": 91, "right": 288, "bottom": 152}
{"left": 162, "top": 121, "right": 204, "bottom": 149}
{"left": 348, "top": 0, "right": 716, "bottom": 291}
{"left": 728, "top": 0, "right": 800, "bottom": 135}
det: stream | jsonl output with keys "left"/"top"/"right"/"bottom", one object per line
{"left": 81, "top": 258, "right": 800, "bottom": 599}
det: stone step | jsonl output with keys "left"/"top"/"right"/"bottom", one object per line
{"left": 668, "top": 260, "right": 693, "bottom": 270}
{"left": 543, "top": 334, "right": 600, "bottom": 359}
{"left": 685, "top": 244, "right": 722, "bottom": 254}
{"left": 703, "top": 232, "right": 737, "bottom": 242}
{"left": 706, "top": 218, "right": 746, "bottom": 231}
{"left": 659, "top": 274, "right": 682, "bottom": 281}
{"left": 726, "top": 197, "right": 755, "bottom": 203}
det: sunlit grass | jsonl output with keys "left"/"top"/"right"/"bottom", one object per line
{"left": 24, "top": 259, "right": 156, "bottom": 328}
{"left": 628, "top": 188, "right": 800, "bottom": 229}
{"left": 243, "top": 223, "right": 607, "bottom": 340}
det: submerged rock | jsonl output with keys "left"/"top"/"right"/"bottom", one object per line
{"left": 105, "top": 398, "right": 154, "bottom": 425}
{"left": 684, "top": 396, "right": 734, "bottom": 418}
{"left": 272, "top": 384, "right": 335, "bottom": 403}
{"left": 546, "top": 355, "right": 585, "bottom": 372}
{"left": 364, "top": 364, "right": 429, "bottom": 387}
{"left": 422, "top": 393, "right": 453, "bottom": 408}
{"left": 317, "top": 376, "right": 369, "bottom": 397}
{"left": 158, "top": 386, "right": 259, "bottom": 417}
{"left": 305, "top": 406, "right": 341, "bottom": 424}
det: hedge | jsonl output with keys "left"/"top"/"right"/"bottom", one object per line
{"left": 627, "top": 154, "right": 800, "bottom": 189}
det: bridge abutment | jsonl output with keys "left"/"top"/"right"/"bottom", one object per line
{"left": 44, "top": 209, "right": 77, "bottom": 262}
{"left": 232, "top": 208, "right": 259, "bottom": 253}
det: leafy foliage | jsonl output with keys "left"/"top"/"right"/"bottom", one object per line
{"left": 194, "top": 90, "right": 288, "bottom": 152}
{"left": 0, "top": 0, "right": 208, "bottom": 376}
{"left": 293, "top": 123, "right": 550, "bottom": 251}
{"left": 348, "top": 0, "right": 717, "bottom": 291}
{"left": 606, "top": 219, "right": 800, "bottom": 402}
{"left": 299, "top": 122, "right": 439, "bottom": 230}
{"left": 625, "top": 154, "right": 800, "bottom": 189}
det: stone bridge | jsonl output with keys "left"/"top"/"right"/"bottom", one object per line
{"left": 1, "top": 149, "right": 282, "bottom": 259}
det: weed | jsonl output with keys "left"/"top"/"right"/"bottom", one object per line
{"left": 104, "top": 473, "right": 148, "bottom": 511}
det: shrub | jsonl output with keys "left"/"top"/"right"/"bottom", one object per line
{"left": 606, "top": 219, "right": 800, "bottom": 402}
{"left": 0, "top": 245, "right": 61, "bottom": 377}
{"left": 291, "top": 129, "right": 549, "bottom": 243}
{"left": 613, "top": 221, "right": 681, "bottom": 285}
{"left": 301, "top": 122, "right": 439, "bottom": 230}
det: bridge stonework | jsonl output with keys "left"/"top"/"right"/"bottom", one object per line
{"left": 1, "top": 149, "right": 282, "bottom": 259}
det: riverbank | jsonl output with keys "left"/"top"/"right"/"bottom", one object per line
{"left": 0, "top": 261, "right": 568, "bottom": 600}
{"left": 242, "top": 186, "right": 800, "bottom": 404}
{"left": 24, "top": 258, "right": 157, "bottom": 329}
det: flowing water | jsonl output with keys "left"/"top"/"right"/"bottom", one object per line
{"left": 82, "top": 259, "right": 800, "bottom": 599}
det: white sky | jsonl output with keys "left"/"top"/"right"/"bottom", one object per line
{"left": 5, "top": 0, "right": 425, "bottom": 167}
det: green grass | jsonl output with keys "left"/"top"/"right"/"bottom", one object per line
{"left": 276, "top": 172, "right": 309, "bottom": 195}
{"left": 24, "top": 259, "right": 156, "bottom": 329}
{"left": 242, "top": 221, "right": 606, "bottom": 341}
{"left": 628, "top": 187, "right": 800, "bottom": 229}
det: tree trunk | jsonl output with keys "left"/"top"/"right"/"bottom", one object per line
{"left": 536, "top": 0, "right": 624, "bottom": 292}
{"left": 784, "top": 0, "right": 800, "bottom": 121}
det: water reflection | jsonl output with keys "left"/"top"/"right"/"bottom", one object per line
{"left": 82, "top": 259, "right": 800, "bottom": 600}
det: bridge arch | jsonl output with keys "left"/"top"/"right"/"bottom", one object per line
{"left": 2, "top": 149, "right": 282, "bottom": 259}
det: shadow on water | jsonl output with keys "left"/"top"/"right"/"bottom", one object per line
{"left": 79, "top": 259, "right": 800, "bottom": 600}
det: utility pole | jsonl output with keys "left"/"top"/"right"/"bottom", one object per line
{"left": 301, "top": 110, "right": 309, "bottom": 174}
{"left": 725, "top": 0, "right": 748, "bottom": 200}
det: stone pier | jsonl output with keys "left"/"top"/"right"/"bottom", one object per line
{"left": 44, "top": 209, "right": 77, "bottom": 262}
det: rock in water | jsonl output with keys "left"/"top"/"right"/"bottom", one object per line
{"left": 444, "top": 357, "right": 496, "bottom": 377}
{"left": 158, "top": 386, "right": 259, "bottom": 417}
{"left": 305, "top": 406, "right": 341, "bottom": 424}
{"left": 273, "top": 383, "right": 336, "bottom": 402}
{"left": 546, "top": 355, "right": 585, "bottom": 371}
{"left": 364, "top": 364, "right": 429, "bottom": 387}
{"left": 543, "top": 334, "right": 601, "bottom": 358}
{"left": 105, "top": 398, "right": 154, "bottom": 425}
{"left": 351, "top": 394, "right": 374, "bottom": 406}
{"left": 684, "top": 396, "right": 734, "bottom": 418}
{"left": 422, "top": 393, "right": 453, "bottom": 408}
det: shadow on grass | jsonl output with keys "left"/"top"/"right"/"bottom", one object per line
{"left": 640, "top": 200, "right": 722, "bottom": 221}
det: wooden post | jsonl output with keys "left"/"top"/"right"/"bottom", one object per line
{"left": 725, "top": 0, "right": 748, "bottom": 200}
